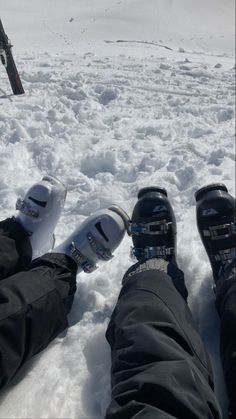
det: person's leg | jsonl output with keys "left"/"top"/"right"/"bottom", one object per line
{"left": 0, "top": 218, "right": 32, "bottom": 280}
{"left": 106, "top": 187, "right": 221, "bottom": 419}
{"left": 0, "top": 252, "right": 76, "bottom": 389}
{"left": 106, "top": 260, "right": 221, "bottom": 419}
{"left": 0, "top": 205, "right": 128, "bottom": 390}
{"left": 0, "top": 175, "right": 71, "bottom": 387}
{"left": 195, "top": 184, "right": 236, "bottom": 417}
{"left": 216, "top": 262, "right": 236, "bottom": 418}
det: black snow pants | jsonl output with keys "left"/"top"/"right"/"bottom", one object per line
{"left": 105, "top": 258, "right": 236, "bottom": 419}
{"left": 0, "top": 218, "right": 77, "bottom": 389}
{"left": 0, "top": 219, "right": 235, "bottom": 418}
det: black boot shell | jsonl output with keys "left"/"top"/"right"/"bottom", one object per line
{"left": 195, "top": 184, "right": 236, "bottom": 281}
{"left": 131, "top": 187, "right": 177, "bottom": 262}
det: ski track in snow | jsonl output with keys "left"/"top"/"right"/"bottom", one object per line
{"left": 0, "top": 48, "right": 235, "bottom": 418}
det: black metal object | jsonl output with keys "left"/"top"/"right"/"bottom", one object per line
{"left": 0, "top": 18, "right": 24, "bottom": 95}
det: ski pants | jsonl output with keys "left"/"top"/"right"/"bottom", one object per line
{"left": 0, "top": 219, "right": 235, "bottom": 418}
{"left": 105, "top": 261, "right": 236, "bottom": 418}
{"left": 0, "top": 218, "right": 77, "bottom": 388}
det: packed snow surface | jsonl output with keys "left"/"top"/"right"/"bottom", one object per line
{"left": 0, "top": 0, "right": 235, "bottom": 418}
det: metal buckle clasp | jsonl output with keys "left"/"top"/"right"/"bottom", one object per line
{"left": 69, "top": 242, "right": 97, "bottom": 273}
{"left": 131, "top": 246, "right": 174, "bottom": 259}
{"left": 129, "top": 220, "right": 172, "bottom": 236}
{"left": 203, "top": 223, "right": 235, "bottom": 241}
{"left": 16, "top": 198, "right": 39, "bottom": 218}
{"left": 211, "top": 248, "right": 236, "bottom": 262}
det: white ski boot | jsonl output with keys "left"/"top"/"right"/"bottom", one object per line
{"left": 53, "top": 206, "right": 129, "bottom": 273}
{"left": 15, "top": 175, "right": 67, "bottom": 259}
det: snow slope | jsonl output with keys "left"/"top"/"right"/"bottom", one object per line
{"left": 0, "top": 1, "right": 235, "bottom": 418}
{"left": 0, "top": 0, "right": 235, "bottom": 54}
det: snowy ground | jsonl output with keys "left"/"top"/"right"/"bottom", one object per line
{"left": 0, "top": 1, "right": 235, "bottom": 418}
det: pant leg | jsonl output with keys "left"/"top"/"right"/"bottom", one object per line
{"left": 0, "top": 252, "right": 77, "bottom": 390}
{"left": 216, "top": 261, "right": 236, "bottom": 418}
{"left": 0, "top": 218, "right": 32, "bottom": 280}
{"left": 105, "top": 259, "right": 222, "bottom": 419}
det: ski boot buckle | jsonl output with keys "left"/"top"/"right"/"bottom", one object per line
{"left": 69, "top": 242, "right": 97, "bottom": 273}
{"left": 131, "top": 245, "right": 174, "bottom": 260}
{"left": 129, "top": 220, "right": 172, "bottom": 236}
{"left": 211, "top": 247, "right": 236, "bottom": 262}
{"left": 16, "top": 198, "right": 39, "bottom": 219}
{"left": 203, "top": 222, "right": 236, "bottom": 241}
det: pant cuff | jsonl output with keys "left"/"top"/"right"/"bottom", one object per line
{"left": 123, "top": 258, "right": 188, "bottom": 302}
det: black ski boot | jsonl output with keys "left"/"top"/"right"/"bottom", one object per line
{"left": 129, "top": 187, "right": 177, "bottom": 262}
{"left": 195, "top": 183, "right": 236, "bottom": 282}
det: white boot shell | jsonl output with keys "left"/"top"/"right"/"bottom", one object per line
{"left": 15, "top": 175, "right": 67, "bottom": 259}
{"left": 54, "top": 206, "right": 128, "bottom": 273}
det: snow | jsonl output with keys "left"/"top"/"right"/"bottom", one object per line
{"left": 0, "top": 0, "right": 235, "bottom": 55}
{"left": 0, "top": 1, "right": 235, "bottom": 418}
